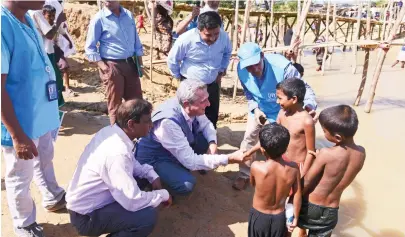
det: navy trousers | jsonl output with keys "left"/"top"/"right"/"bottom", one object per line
{"left": 69, "top": 202, "right": 157, "bottom": 237}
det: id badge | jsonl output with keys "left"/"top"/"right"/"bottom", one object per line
{"left": 46, "top": 81, "right": 59, "bottom": 102}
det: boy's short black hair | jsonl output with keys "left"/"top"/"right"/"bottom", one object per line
{"left": 198, "top": 11, "right": 222, "bottom": 30}
{"left": 42, "top": 5, "right": 56, "bottom": 14}
{"left": 276, "top": 78, "right": 306, "bottom": 103}
{"left": 293, "top": 63, "right": 304, "bottom": 76}
{"left": 319, "top": 105, "right": 359, "bottom": 138}
{"left": 259, "top": 123, "right": 290, "bottom": 158}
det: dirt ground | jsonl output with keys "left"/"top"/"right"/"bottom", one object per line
{"left": 2, "top": 2, "right": 405, "bottom": 237}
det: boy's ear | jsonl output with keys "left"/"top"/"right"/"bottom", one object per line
{"left": 334, "top": 134, "right": 343, "bottom": 143}
{"left": 260, "top": 147, "right": 268, "bottom": 157}
{"left": 292, "top": 95, "right": 298, "bottom": 104}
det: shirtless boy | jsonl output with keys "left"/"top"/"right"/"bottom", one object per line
{"left": 249, "top": 123, "right": 302, "bottom": 237}
{"left": 298, "top": 105, "right": 366, "bottom": 237}
{"left": 276, "top": 78, "right": 316, "bottom": 176}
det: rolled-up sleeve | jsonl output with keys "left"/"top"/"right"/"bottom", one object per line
{"left": 154, "top": 119, "right": 228, "bottom": 171}
{"left": 220, "top": 33, "right": 233, "bottom": 72}
{"left": 103, "top": 154, "right": 169, "bottom": 212}
{"left": 85, "top": 15, "right": 102, "bottom": 62}
{"left": 284, "top": 64, "right": 317, "bottom": 109}
{"left": 167, "top": 38, "right": 187, "bottom": 79}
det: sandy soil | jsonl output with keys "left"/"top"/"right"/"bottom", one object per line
{"left": 2, "top": 2, "right": 405, "bottom": 237}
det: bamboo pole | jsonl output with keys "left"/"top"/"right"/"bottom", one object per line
{"left": 232, "top": 0, "right": 240, "bottom": 53}
{"left": 269, "top": 0, "right": 275, "bottom": 47}
{"left": 149, "top": 1, "right": 155, "bottom": 81}
{"left": 354, "top": 0, "right": 372, "bottom": 106}
{"left": 297, "top": 0, "right": 301, "bottom": 26}
{"left": 382, "top": 0, "right": 392, "bottom": 40}
{"left": 386, "top": 0, "right": 395, "bottom": 39}
{"left": 231, "top": 0, "right": 239, "bottom": 99}
{"left": 297, "top": 0, "right": 303, "bottom": 63}
{"left": 352, "top": 1, "right": 362, "bottom": 74}
{"left": 321, "top": 0, "right": 331, "bottom": 76}
{"left": 241, "top": 0, "right": 252, "bottom": 45}
{"left": 144, "top": 0, "right": 151, "bottom": 21}
{"left": 328, "top": 3, "right": 337, "bottom": 69}
{"left": 255, "top": 14, "right": 261, "bottom": 43}
{"left": 290, "top": 0, "right": 311, "bottom": 61}
{"left": 364, "top": 6, "right": 405, "bottom": 113}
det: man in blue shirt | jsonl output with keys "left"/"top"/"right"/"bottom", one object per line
{"left": 2, "top": 1, "right": 67, "bottom": 236}
{"left": 85, "top": 0, "right": 144, "bottom": 125}
{"left": 167, "top": 11, "right": 232, "bottom": 128}
{"left": 233, "top": 42, "right": 317, "bottom": 190}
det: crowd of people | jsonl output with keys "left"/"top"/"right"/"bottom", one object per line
{"left": 2, "top": 0, "right": 366, "bottom": 237}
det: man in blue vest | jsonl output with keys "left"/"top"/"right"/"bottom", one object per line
{"left": 136, "top": 79, "right": 246, "bottom": 196}
{"left": 232, "top": 42, "right": 318, "bottom": 190}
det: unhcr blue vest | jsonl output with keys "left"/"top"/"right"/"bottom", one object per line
{"left": 237, "top": 53, "right": 290, "bottom": 122}
{"left": 136, "top": 98, "right": 200, "bottom": 164}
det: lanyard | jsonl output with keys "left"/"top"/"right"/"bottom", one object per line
{"left": 4, "top": 8, "right": 53, "bottom": 80}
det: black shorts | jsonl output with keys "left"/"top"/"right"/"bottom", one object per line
{"left": 248, "top": 207, "right": 286, "bottom": 237}
{"left": 298, "top": 200, "right": 339, "bottom": 237}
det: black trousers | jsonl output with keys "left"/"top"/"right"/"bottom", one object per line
{"left": 205, "top": 81, "right": 220, "bottom": 129}
{"left": 180, "top": 76, "right": 220, "bottom": 129}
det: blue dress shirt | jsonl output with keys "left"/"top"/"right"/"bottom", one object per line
{"left": 167, "top": 28, "right": 232, "bottom": 84}
{"left": 85, "top": 6, "right": 143, "bottom": 61}
{"left": 1, "top": 6, "right": 59, "bottom": 146}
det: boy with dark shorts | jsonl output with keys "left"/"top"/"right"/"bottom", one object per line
{"left": 248, "top": 123, "right": 302, "bottom": 237}
{"left": 298, "top": 105, "right": 366, "bottom": 237}
{"left": 276, "top": 78, "right": 316, "bottom": 177}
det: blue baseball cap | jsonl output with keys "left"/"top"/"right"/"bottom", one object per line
{"left": 237, "top": 42, "right": 262, "bottom": 69}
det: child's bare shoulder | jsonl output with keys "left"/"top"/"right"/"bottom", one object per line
{"left": 316, "top": 147, "right": 338, "bottom": 161}
{"left": 251, "top": 161, "right": 269, "bottom": 174}
{"left": 299, "top": 111, "right": 314, "bottom": 126}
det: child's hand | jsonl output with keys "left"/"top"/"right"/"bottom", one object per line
{"left": 287, "top": 218, "right": 298, "bottom": 232}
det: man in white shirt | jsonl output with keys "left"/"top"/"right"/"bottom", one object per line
{"left": 66, "top": 99, "right": 171, "bottom": 237}
{"left": 136, "top": 79, "right": 246, "bottom": 196}
{"left": 30, "top": 4, "right": 67, "bottom": 106}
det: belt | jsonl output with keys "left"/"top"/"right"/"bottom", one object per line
{"left": 103, "top": 57, "right": 134, "bottom": 64}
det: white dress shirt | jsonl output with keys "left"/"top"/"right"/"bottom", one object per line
{"left": 66, "top": 124, "right": 169, "bottom": 215}
{"left": 153, "top": 107, "right": 228, "bottom": 171}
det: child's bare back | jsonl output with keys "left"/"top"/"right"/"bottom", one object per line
{"left": 248, "top": 123, "right": 302, "bottom": 237}
{"left": 305, "top": 144, "right": 365, "bottom": 208}
{"left": 251, "top": 159, "right": 300, "bottom": 214}
{"left": 298, "top": 105, "right": 365, "bottom": 237}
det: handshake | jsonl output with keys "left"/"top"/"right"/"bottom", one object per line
{"left": 227, "top": 143, "right": 261, "bottom": 164}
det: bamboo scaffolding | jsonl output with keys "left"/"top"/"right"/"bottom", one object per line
{"left": 233, "top": 0, "right": 252, "bottom": 101}
{"left": 321, "top": 0, "right": 331, "bottom": 76}
{"left": 269, "top": 0, "right": 275, "bottom": 47}
{"left": 328, "top": 3, "right": 337, "bottom": 69}
{"left": 231, "top": 0, "right": 240, "bottom": 100}
{"left": 352, "top": 1, "right": 362, "bottom": 74}
{"left": 290, "top": 0, "right": 311, "bottom": 61}
{"left": 354, "top": 0, "right": 372, "bottom": 106}
{"left": 364, "top": 6, "right": 405, "bottom": 113}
